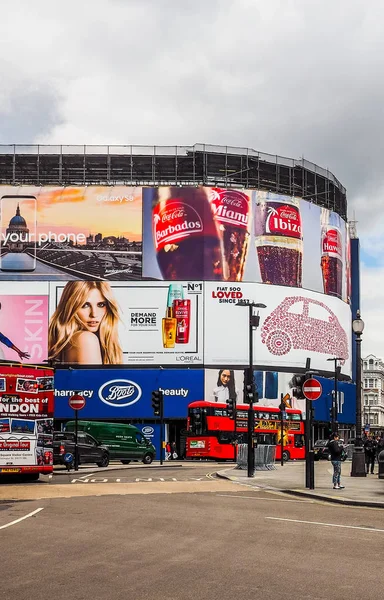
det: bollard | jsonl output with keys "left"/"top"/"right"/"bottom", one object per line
{"left": 378, "top": 450, "right": 384, "bottom": 479}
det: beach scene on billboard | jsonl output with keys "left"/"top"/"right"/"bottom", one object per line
{"left": 204, "top": 282, "right": 352, "bottom": 376}
{"left": 142, "top": 187, "right": 350, "bottom": 303}
{"left": 0, "top": 186, "right": 142, "bottom": 281}
{"left": 48, "top": 280, "right": 203, "bottom": 365}
{"left": 0, "top": 287, "right": 48, "bottom": 363}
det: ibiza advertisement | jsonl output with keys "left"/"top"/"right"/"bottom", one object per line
{"left": 204, "top": 282, "right": 352, "bottom": 376}
{"left": 49, "top": 281, "right": 203, "bottom": 365}
{"left": 142, "top": 187, "right": 350, "bottom": 303}
{"left": 0, "top": 185, "right": 142, "bottom": 281}
{"left": 0, "top": 282, "right": 48, "bottom": 363}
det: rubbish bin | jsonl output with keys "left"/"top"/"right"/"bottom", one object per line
{"left": 378, "top": 450, "right": 384, "bottom": 479}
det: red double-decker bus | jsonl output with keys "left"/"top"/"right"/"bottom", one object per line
{"left": 186, "top": 400, "right": 305, "bottom": 462}
{"left": 0, "top": 363, "right": 54, "bottom": 480}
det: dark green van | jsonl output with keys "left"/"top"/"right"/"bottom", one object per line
{"left": 64, "top": 421, "right": 156, "bottom": 464}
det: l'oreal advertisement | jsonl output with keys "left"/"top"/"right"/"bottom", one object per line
{"left": 49, "top": 281, "right": 203, "bottom": 365}
{"left": 0, "top": 186, "right": 142, "bottom": 281}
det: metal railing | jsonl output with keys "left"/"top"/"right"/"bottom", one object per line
{"left": 0, "top": 143, "right": 347, "bottom": 218}
{"left": 236, "top": 444, "right": 277, "bottom": 470}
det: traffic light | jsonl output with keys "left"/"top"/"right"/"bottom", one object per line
{"left": 151, "top": 389, "right": 163, "bottom": 417}
{"left": 329, "top": 407, "right": 333, "bottom": 421}
{"left": 227, "top": 397, "right": 236, "bottom": 420}
{"left": 289, "top": 374, "right": 306, "bottom": 399}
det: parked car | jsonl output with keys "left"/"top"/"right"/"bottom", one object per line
{"left": 313, "top": 439, "right": 346, "bottom": 461}
{"left": 63, "top": 421, "right": 156, "bottom": 465}
{"left": 53, "top": 431, "right": 110, "bottom": 468}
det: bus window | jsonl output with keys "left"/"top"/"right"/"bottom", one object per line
{"left": 189, "top": 408, "right": 207, "bottom": 436}
{"left": 294, "top": 434, "right": 304, "bottom": 448}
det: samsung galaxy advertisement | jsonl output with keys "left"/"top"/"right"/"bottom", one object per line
{"left": 0, "top": 186, "right": 142, "bottom": 281}
{"left": 204, "top": 282, "right": 352, "bottom": 376}
{"left": 54, "top": 369, "right": 204, "bottom": 419}
{"left": 49, "top": 281, "right": 203, "bottom": 366}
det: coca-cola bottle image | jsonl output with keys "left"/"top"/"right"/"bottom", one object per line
{"left": 320, "top": 209, "right": 343, "bottom": 299}
{"left": 209, "top": 188, "right": 251, "bottom": 281}
{"left": 254, "top": 193, "right": 303, "bottom": 287}
{"left": 152, "top": 187, "right": 223, "bottom": 280}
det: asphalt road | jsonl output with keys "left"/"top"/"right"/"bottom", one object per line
{"left": 53, "top": 463, "right": 224, "bottom": 484}
{"left": 1, "top": 472, "right": 384, "bottom": 600}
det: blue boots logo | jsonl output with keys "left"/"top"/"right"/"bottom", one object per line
{"left": 99, "top": 379, "right": 142, "bottom": 407}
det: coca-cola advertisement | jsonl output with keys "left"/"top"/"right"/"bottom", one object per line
{"left": 143, "top": 186, "right": 350, "bottom": 304}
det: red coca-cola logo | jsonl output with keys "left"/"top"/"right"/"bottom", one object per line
{"left": 153, "top": 200, "right": 203, "bottom": 251}
{"left": 210, "top": 189, "right": 250, "bottom": 230}
{"left": 322, "top": 228, "right": 342, "bottom": 257}
{"left": 266, "top": 204, "right": 302, "bottom": 239}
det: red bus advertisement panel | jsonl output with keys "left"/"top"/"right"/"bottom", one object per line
{"left": 0, "top": 364, "right": 54, "bottom": 476}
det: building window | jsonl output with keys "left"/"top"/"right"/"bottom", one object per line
{"left": 368, "top": 379, "right": 374, "bottom": 388}
{"left": 364, "top": 362, "right": 367, "bottom": 370}
{"left": 375, "top": 379, "right": 378, "bottom": 387}
{"left": 369, "top": 359, "right": 374, "bottom": 370}
{"left": 364, "top": 395, "right": 368, "bottom": 405}
{"left": 374, "top": 414, "right": 378, "bottom": 425}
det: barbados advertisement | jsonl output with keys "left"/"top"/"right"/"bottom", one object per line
{"left": 0, "top": 185, "right": 142, "bottom": 281}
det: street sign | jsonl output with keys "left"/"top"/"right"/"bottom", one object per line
{"left": 302, "top": 378, "right": 322, "bottom": 401}
{"left": 68, "top": 394, "right": 86, "bottom": 411}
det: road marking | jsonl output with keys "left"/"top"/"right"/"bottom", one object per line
{"left": 217, "top": 494, "right": 311, "bottom": 503}
{"left": 266, "top": 517, "right": 384, "bottom": 532}
{"left": 0, "top": 508, "right": 44, "bottom": 530}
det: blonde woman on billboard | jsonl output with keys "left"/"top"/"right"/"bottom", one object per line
{"left": 48, "top": 281, "right": 123, "bottom": 364}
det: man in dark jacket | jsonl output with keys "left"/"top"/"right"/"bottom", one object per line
{"left": 364, "top": 435, "right": 377, "bottom": 474}
{"left": 328, "top": 433, "right": 345, "bottom": 489}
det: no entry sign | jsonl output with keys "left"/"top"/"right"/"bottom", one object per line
{"left": 303, "top": 378, "right": 322, "bottom": 401}
{"left": 68, "top": 393, "right": 86, "bottom": 411}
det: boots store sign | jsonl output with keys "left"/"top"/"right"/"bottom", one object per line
{"left": 54, "top": 369, "right": 204, "bottom": 419}
{"left": 204, "top": 282, "right": 352, "bottom": 377}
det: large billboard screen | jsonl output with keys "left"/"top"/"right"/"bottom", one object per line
{"left": 143, "top": 187, "right": 350, "bottom": 303}
{"left": 49, "top": 281, "right": 203, "bottom": 365}
{"left": 0, "top": 186, "right": 142, "bottom": 281}
{"left": 0, "top": 282, "right": 48, "bottom": 363}
{"left": 54, "top": 368, "right": 204, "bottom": 419}
{"left": 204, "top": 282, "right": 352, "bottom": 376}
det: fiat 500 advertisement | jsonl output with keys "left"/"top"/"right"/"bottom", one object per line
{"left": 204, "top": 283, "right": 352, "bottom": 376}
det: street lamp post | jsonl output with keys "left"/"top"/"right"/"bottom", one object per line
{"left": 351, "top": 310, "right": 366, "bottom": 477}
{"left": 237, "top": 299, "right": 266, "bottom": 477}
{"left": 326, "top": 357, "right": 342, "bottom": 434}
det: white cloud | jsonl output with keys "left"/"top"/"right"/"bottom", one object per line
{"left": 0, "top": 0, "right": 383, "bottom": 356}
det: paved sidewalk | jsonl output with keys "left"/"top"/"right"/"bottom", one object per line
{"left": 217, "top": 460, "right": 384, "bottom": 508}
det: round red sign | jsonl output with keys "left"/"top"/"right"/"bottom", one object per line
{"left": 68, "top": 394, "right": 86, "bottom": 411}
{"left": 303, "top": 378, "right": 322, "bottom": 401}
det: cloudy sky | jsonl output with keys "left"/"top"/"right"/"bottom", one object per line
{"left": 0, "top": 0, "right": 381, "bottom": 356}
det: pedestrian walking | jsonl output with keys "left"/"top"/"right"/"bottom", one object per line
{"left": 165, "top": 442, "right": 171, "bottom": 461}
{"left": 327, "top": 432, "right": 345, "bottom": 489}
{"left": 364, "top": 434, "right": 377, "bottom": 474}
{"left": 171, "top": 441, "right": 178, "bottom": 460}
